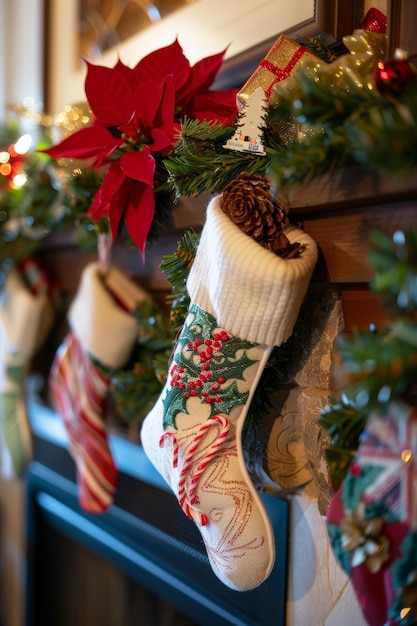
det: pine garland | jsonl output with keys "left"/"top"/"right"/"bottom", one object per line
{"left": 0, "top": 118, "right": 65, "bottom": 275}
{"left": 320, "top": 227, "right": 417, "bottom": 487}
{"left": 299, "top": 35, "right": 337, "bottom": 64}
{"left": 165, "top": 118, "right": 275, "bottom": 198}
{"left": 267, "top": 66, "right": 417, "bottom": 187}
{"left": 110, "top": 300, "right": 174, "bottom": 424}
{"left": 0, "top": 159, "right": 62, "bottom": 270}
{"left": 160, "top": 229, "right": 200, "bottom": 333}
{"left": 164, "top": 34, "right": 417, "bottom": 199}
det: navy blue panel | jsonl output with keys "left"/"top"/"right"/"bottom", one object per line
{"left": 26, "top": 401, "right": 288, "bottom": 626}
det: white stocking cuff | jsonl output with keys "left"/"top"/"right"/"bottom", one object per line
{"left": 0, "top": 266, "right": 54, "bottom": 359}
{"left": 187, "top": 195, "right": 318, "bottom": 346}
{"left": 69, "top": 262, "right": 150, "bottom": 369}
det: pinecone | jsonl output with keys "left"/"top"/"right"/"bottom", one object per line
{"left": 221, "top": 174, "right": 304, "bottom": 259}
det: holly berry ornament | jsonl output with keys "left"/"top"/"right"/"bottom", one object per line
{"left": 374, "top": 49, "right": 415, "bottom": 95}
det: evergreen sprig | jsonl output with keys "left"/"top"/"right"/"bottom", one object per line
{"left": 267, "top": 68, "right": 417, "bottom": 187}
{"left": 160, "top": 229, "right": 200, "bottom": 332}
{"left": 369, "top": 228, "right": 417, "bottom": 313}
{"left": 164, "top": 118, "right": 274, "bottom": 197}
{"left": 110, "top": 300, "right": 174, "bottom": 424}
{"left": 320, "top": 227, "right": 417, "bottom": 485}
{"left": 0, "top": 156, "right": 63, "bottom": 274}
{"left": 299, "top": 35, "right": 337, "bottom": 64}
{"left": 320, "top": 399, "right": 368, "bottom": 487}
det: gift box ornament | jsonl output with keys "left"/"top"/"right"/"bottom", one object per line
{"left": 225, "top": 35, "right": 316, "bottom": 154}
{"left": 238, "top": 35, "right": 316, "bottom": 108}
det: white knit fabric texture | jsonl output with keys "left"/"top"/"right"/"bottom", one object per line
{"left": 69, "top": 262, "right": 149, "bottom": 369}
{"left": 187, "top": 195, "right": 318, "bottom": 346}
{"left": 0, "top": 266, "right": 54, "bottom": 359}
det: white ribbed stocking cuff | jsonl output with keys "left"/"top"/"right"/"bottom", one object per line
{"left": 186, "top": 195, "right": 318, "bottom": 346}
{"left": 0, "top": 266, "right": 54, "bottom": 359}
{"left": 69, "top": 262, "right": 150, "bottom": 369}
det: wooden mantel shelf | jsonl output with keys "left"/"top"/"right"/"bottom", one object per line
{"left": 287, "top": 166, "right": 417, "bottom": 215}
{"left": 285, "top": 167, "right": 417, "bottom": 287}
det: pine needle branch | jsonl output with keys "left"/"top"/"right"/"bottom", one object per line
{"left": 160, "top": 229, "right": 200, "bottom": 332}
{"left": 320, "top": 226, "right": 417, "bottom": 485}
{"left": 164, "top": 117, "right": 273, "bottom": 197}
{"left": 267, "top": 69, "right": 417, "bottom": 185}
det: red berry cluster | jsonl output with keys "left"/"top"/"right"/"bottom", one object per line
{"left": 170, "top": 330, "right": 230, "bottom": 405}
{"left": 349, "top": 462, "right": 361, "bottom": 477}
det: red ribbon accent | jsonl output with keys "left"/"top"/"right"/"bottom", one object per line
{"left": 260, "top": 46, "right": 307, "bottom": 99}
{"left": 357, "top": 7, "right": 387, "bottom": 33}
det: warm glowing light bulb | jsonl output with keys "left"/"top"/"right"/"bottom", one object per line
{"left": 14, "top": 134, "right": 32, "bottom": 155}
{"left": 13, "top": 173, "right": 27, "bottom": 187}
{"left": 0, "top": 163, "right": 11, "bottom": 176}
{"left": 401, "top": 449, "right": 412, "bottom": 464}
{"left": 0, "top": 151, "right": 10, "bottom": 164}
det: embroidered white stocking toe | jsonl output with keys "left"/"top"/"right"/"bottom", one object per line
{"left": 141, "top": 195, "right": 318, "bottom": 591}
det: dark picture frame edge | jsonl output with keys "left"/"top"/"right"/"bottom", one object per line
{"left": 214, "top": 0, "right": 358, "bottom": 90}
{"left": 43, "top": 1, "right": 411, "bottom": 117}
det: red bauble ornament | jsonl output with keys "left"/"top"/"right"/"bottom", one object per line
{"left": 357, "top": 7, "right": 387, "bottom": 33}
{"left": 374, "top": 51, "right": 415, "bottom": 95}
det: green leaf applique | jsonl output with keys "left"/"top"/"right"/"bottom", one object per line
{"left": 162, "top": 304, "right": 259, "bottom": 430}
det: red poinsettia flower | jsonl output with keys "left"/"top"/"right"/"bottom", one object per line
{"left": 43, "top": 40, "right": 238, "bottom": 258}
{"left": 133, "top": 40, "right": 238, "bottom": 123}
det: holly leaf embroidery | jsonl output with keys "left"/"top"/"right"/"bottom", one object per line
{"left": 162, "top": 304, "right": 258, "bottom": 430}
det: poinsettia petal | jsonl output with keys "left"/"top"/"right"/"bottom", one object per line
{"left": 41, "top": 126, "right": 123, "bottom": 161}
{"left": 187, "top": 91, "right": 238, "bottom": 123}
{"left": 113, "top": 58, "right": 138, "bottom": 91}
{"left": 133, "top": 76, "right": 177, "bottom": 146}
{"left": 132, "top": 78, "right": 166, "bottom": 128}
{"left": 107, "top": 177, "right": 134, "bottom": 242}
{"left": 88, "top": 163, "right": 127, "bottom": 219}
{"left": 88, "top": 188, "right": 109, "bottom": 221}
{"left": 177, "top": 48, "right": 228, "bottom": 102}
{"left": 131, "top": 75, "right": 174, "bottom": 130}
{"left": 120, "top": 148, "right": 155, "bottom": 185}
{"left": 154, "top": 75, "right": 176, "bottom": 130}
{"left": 85, "top": 61, "right": 134, "bottom": 126}
{"left": 123, "top": 182, "right": 155, "bottom": 259}
{"left": 150, "top": 127, "right": 175, "bottom": 153}
{"left": 132, "top": 39, "right": 190, "bottom": 92}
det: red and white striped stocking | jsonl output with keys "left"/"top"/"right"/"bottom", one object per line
{"left": 50, "top": 262, "right": 151, "bottom": 513}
